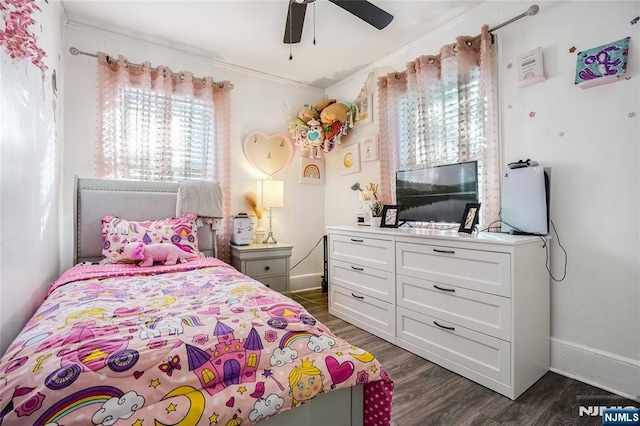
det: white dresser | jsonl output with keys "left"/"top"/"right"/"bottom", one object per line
{"left": 327, "top": 226, "right": 549, "bottom": 400}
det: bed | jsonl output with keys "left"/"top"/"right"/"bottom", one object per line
{"left": 0, "top": 178, "right": 393, "bottom": 425}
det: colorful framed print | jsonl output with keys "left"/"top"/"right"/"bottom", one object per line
{"left": 575, "top": 37, "right": 630, "bottom": 89}
{"left": 299, "top": 157, "right": 324, "bottom": 185}
{"left": 340, "top": 143, "right": 361, "bottom": 175}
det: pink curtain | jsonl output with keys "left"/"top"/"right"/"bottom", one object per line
{"left": 377, "top": 25, "right": 500, "bottom": 228}
{"left": 96, "top": 53, "right": 233, "bottom": 261}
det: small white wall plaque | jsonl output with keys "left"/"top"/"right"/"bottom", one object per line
{"left": 517, "top": 47, "right": 547, "bottom": 88}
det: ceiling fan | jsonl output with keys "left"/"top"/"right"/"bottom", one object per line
{"left": 284, "top": 0, "right": 394, "bottom": 44}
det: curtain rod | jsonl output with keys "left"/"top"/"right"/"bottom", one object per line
{"left": 396, "top": 4, "right": 540, "bottom": 76}
{"left": 69, "top": 47, "right": 231, "bottom": 89}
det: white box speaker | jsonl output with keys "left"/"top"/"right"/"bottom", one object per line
{"left": 501, "top": 166, "right": 551, "bottom": 235}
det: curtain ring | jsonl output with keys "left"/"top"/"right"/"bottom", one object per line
{"left": 180, "top": 73, "right": 185, "bottom": 81}
{"left": 465, "top": 40, "right": 473, "bottom": 47}
{"left": 427, "top": 57, "right": 436, "bottom": 64}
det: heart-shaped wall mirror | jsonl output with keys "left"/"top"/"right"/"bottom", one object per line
{"left": 242, "top": 131, "right": 294, "bottom": 176}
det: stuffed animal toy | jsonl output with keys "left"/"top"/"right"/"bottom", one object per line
{"left": 305, "top": 119, "right": 325, "bottom": 148}
{"left": 314, "top": 98, "right": 336, "bottom": 113}
{"left": 123, "top": 241, "right": 198, "bottom": 267}
{"left": 320, "top": 102, "right": 350, "bottom": 124}
{"left": 324, "top": 120, "right": 342, "bottom": 141}
{"left": 298, "top": 105, "right": 319, "bottom": 123}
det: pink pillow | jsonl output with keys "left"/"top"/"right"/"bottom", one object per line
{"left": 101, "top": 214, "right": 200, "bottom": 263}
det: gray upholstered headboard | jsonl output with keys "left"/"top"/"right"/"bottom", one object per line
{"left": 74, "top": 177, "right": 217, "bottom": 264}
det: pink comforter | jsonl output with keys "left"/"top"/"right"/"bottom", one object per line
{"left": 0, "top": 259, "right": 393, "bottom": 425}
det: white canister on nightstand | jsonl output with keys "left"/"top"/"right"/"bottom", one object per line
{"left": 232, "top": 214, "right": 254, "bottom": 245}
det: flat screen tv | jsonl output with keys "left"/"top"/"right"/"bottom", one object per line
{"left": 396, "top": 161, "right": 478, "bottom": 223}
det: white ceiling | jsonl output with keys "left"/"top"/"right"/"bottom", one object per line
{"left": 62, "top": 0, "right": 482, "bottom": 88}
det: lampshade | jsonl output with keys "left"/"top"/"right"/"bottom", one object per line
{"left": 257, "top": 180, "right": 284, "bottom": 208}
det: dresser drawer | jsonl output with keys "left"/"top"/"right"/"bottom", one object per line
{"left": 396, "top": 307, "right": 510, "bottom": 385}
{"left": 244, "top": 257, "right": 287, "bottom": 278}
{"left": 397, "top": 274, "right": 511, "bottom": 340}
{"left": 397, "top": 242, "right": 511, "bottom": 297}
{"left": 329, "top": 234, "right": 394, "bottom": 272}
{"left": 330, "top": 259, "right": 394, "bottom": 302}
{"left": 329, "top": 284, "right": 395, "bottom": 343}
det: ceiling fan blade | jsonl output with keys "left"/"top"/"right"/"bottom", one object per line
{"left": 283, "top": 2, "right": 307, "bottom": 44}
{"left": 329, "top": 0, "right": 393, "bottom": 30}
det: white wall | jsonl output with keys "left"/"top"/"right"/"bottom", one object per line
{"left": 0, "top": 0, "right": 64, "bottom": 354}
{"left": 326, "top": 1, "right": 640, "bottom": 400}
{"left": 62, "top": 23, "right": 326, "bottom": 291}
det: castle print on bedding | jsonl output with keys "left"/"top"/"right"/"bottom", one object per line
{"left": 0, "top": 258, "right": 393, "bottom": 425}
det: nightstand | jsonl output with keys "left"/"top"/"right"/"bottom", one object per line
{"left": 230, "top": 243, "right": 293, "bottom": 295}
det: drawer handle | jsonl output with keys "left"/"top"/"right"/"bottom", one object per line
{"left": 433, "top": 321, "right": 455, "bottom": 331}
{"left": 350, "top": 238, "right": 364, "bottom": 242}
{"left": 351, "top": 293, "right": 364, "bottom": 300}
{"left": 264, "top": 266, "right": 270, "bottom": 271}
{"left": 433, "top": 248, "right": 455, "bottom": 254}
{"left": 350, "top": 266, "right": 364, "bottom": 271}
{"left": 434, "top": 285, "right": 455, "bottom": 293}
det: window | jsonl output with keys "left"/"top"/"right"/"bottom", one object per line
{"left": 377, "top": 28, "right": 500, "bottom": 227}
{"left": 118, "top": 87, "right": 214, "bottom": 181}
{"left": 399, "top": 66, "right": 483, "bottom": 170}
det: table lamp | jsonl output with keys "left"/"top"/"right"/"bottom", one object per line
{"left": 257, "top": 180, "right": 284, "bottom": 244}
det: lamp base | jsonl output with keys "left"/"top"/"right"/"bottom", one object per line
{"left": 263, "top": 231, "right": 277, "bottom": 244}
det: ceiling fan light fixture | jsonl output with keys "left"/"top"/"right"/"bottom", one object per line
{"left": 284, "top": 0, "right": 393, "bottom": 45}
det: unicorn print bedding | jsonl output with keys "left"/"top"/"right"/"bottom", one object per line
{"left": 0, "top": 258, "right": 393, "bottom": 425}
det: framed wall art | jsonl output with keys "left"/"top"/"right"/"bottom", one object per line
{"left": 361, "top": 134, "right": 378, "bottom": 162}
{"left": 299, "top": 157, "right": 324, "bottom": 185}
{"left": 340, "top": 143, "right": 361, "bottom": 175}
{"left": 575, "top": 37, "right": 630, "bottom": 89}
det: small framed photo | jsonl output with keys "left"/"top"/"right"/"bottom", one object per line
{"left": 380, "top": 205, "right": 399, "bottom": 228}
{"left": 459, "top": 203, "right": 481, "bottom": 234}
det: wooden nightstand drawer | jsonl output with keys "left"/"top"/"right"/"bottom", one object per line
{"left": 230, "top": 243, "right": 293, "bottom": 295}
{"left": 245, "top": 258, "right": 287, "bottom": 278}
{"left": 259, "top": 276, "right": 287, "bottom": 293}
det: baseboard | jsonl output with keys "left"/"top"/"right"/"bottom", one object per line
{"left": 551, "top": 337, "right": 640, "bottom": 402}
{"left": 290, "top": 273, "right": 323, "bottom": 293}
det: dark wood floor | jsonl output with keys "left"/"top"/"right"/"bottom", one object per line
{"left": 291, "top": 289, "right": 637, "bottom": 426}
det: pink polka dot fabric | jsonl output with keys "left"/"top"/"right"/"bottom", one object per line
{"left": 364, "top": 369, "right": 394, "bottom": 425}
